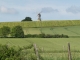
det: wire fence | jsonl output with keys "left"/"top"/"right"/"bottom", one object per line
{"left": 34, "top": 43, "right": 80, "bottom": 60}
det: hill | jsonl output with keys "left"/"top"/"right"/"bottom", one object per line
{"left": 0, "top": 20, "right": 80, "bottom": 28}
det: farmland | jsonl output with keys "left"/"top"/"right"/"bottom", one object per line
{"left": 1, "top": 20, "right": 80, "bottom": 60}
{"left": 1, "top": 20, "right": 80, "bottom": 37}
{"left": 0, "top": 20, "right": 80, "bottom": 28}
{"left": 0, "top": 38, "right": 80, "bottom": 60}
{"left": 0, "top": 38, "right": 80, "bottom": 51}
{"left": 23, "top": 25, "right": 80, "bottom": 37}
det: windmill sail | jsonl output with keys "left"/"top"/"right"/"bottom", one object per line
{"left": 38, "top": 13, "right": 41, "bottom": 21}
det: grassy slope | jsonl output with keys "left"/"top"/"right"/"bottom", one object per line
{"left": 1, "top": 20, "right": 80, "bottom": 59}
{"left": 23, "top": 26, "right": 80, "bottom": 37}
{"left": 1, "top": 20, "right": 80, "bottom": 28}
{"left": 1, "top": 38, "right": 80, "bottom": 59}
{"left": 1, "top": 20, "right": 80, "bottom": 37}
{"left": 0, "top": 38, "right": 80, "bottom": 51}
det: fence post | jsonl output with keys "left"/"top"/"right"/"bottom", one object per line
{"left": 33, "top": 44, "right": 40, "bottom": 60}
{"left": 68, "top": 43, "right": 72, "bottom": 60}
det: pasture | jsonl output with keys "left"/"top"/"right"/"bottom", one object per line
{"left": 0, "top": 38, "right": 80, "bottom": 51}
{"left": 1, "top": 20, "right": 80, "bottom": 59}
{"left": 0, "top": 38, "right": 80, "bottom": 60}
{"left": 1, "top": 20, "right": 80, "bottom": 28}
{"left": 23, "top": 26, "right": 80, "bottom": 37}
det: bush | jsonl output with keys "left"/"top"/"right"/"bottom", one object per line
{"left": 24, "top": 33, "right": 69, "bottom": 38}
{"left": 21, "top": 17, "right": 32, "bottom": 21}
{"left": 0, "top": 44, "right": 44, "bottom": 60}
{"left": 53, "top": 34, "right": 69, "bottom": 38}
{"left": 0, "top": 26, "right": 10, "bottom": 37}
{"left": 0, "top": 44, "right": 21, "bottom": 60}
{"left": 11, "top": 26, "right": 24, "bottom": 38}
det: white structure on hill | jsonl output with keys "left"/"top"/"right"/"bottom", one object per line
{"left": 38, "top": 13, "right": 41, "bottom": 21}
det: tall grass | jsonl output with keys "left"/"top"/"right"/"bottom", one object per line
{"left": 0, "top": 20, "right": 80, "bottom": 28}
{"left": 0, "top": 38, "right": 80, "bottom": 60}
{"left": 40, "top": 52, "right": 80, "bottom": 60}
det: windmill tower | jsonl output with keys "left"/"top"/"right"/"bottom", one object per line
{"left": 38, "top": 13, "right": 41, "bottom": 21}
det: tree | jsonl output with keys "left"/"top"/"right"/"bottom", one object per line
{"left": 0, "top": 44, "right": 21, "bottom": 60}
{"left": 0, "top": 28, "right": 2, "bottom": 37}
{"left": 11, "top": 26, "right": 24, "bottom": 38}
{"left": 0, "top": 26, "right": 10, "bottom": 37}
{"left": 21, "top": 17, "right": 32, "bottom": 21}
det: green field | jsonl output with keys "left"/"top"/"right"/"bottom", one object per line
{"left": 23, "top": 26, "right": 80, "bottom": 37}
{"left": 1, "top": 20, "right": 80, "bottom": 37}
{"left": 0, "top": 38, "right": 80, "bottom": 51}
{"left": 1, "top": 20, "right": 80, "bottom": 28}
{"left": 0, "top": 38, "right": 80, "bottom": 59}
{"left": 1, "top": 20, "right": 80, "bottom": 59}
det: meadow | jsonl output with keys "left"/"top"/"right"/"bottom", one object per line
{"left": 0, "top": 38, "right": 80, "bottom": 60}
{"left": 1, "top": 20, "right": 80, "bottom": 60}
{"left": 1, "top": 20, "right": 80, "bottom": 37}
{"left": 23, "top": 26, "right": 80, "bottom": 37}
{"left": 0, "top": 20, "right": 80, "bottom": 28}
{"left": 0, "top": 38, "right": 80, "bottom": 51}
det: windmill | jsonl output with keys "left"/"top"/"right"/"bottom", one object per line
{"left": 38, "top": 13, "right": 41, "bottom": 21}
{"left": 37, "top": 12, "right": 43, "bottom": 33}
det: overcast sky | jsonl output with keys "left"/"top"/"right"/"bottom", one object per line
{"left": 0, "top": 0, "right": 80, "bottom": 22}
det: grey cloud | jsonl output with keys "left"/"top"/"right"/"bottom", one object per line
{"left": 41, "top": 7, "right": 58, "bottom": 13}
{"left": 66, "top": 6, "right": 80, "bottom": 14}
{"left": 0, "top": 6, "right": 18, "bottom": 14}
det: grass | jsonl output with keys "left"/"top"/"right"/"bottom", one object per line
{"left": 1, "top": 20, "right": 80, "bottom": 59}
{"left": 1, "top": 20, "right": 80, "bottom": 28}
{"left": 23, "top": 26, "right": 80, "bottom": 37}
{"left": 0, "top": 38, "right": 30, "bottom": 47}
{"left": 0, "top": 38, "right": 80, "bottom": 51}
{"left": 0, "top": 38, "right": 80, "bottom": 60}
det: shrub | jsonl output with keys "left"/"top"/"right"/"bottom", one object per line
{"left": 0, "top": 44, "right": 21, "bottom": 60}
{"left": 11, "top": 26, "right": 24, "bottom": 38}
{"left": 0, "top": 26, "right": 10, "bottom": 37}
{"left": 53, "top": 34, "right": 69, "bottom": 38}
{"left": 21, "top": 17, "right": 32, "bottom": 21}
{"left": 0, "top": 44, "right": 43, "bottom": 60}
{"left": 24, "top": 33, "right": 69, "bottom": 38}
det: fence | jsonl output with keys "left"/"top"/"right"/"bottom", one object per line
{"left": 33, "top": 43, "right": 80, "bottom": 60}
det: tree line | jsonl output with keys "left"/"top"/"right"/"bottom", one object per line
{"left": 0, "top": 26, "right": 69, "bottom": 38}
{"left": 0, "top": 26, "right": 24, "bottom": 38}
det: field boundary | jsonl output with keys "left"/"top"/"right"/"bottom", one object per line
{"left": 0, "top": 20, "right": 80, "bottom": 28}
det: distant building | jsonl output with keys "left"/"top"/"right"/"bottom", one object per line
{"left": 38, "top": 13, "right": 41, "bottom": 21}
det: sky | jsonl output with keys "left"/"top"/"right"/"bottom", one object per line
{"left": 0, "top": 0, "right": 80, "bottom": 22}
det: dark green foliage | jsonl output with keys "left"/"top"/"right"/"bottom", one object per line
{"left": 0, "top": 26, "right": 10, "bottom": 37}
{"left": 24, "top": 34, "right": 45, "bottom": 38}
{"left": 39, "top": 33, "right": 45, "bottom": 38}
{"left": 22, "top": 17, "right": 32, "bottom": 21}
{"left": 11, "top": 26, "right": 24, "bottom": 38}
{"left": 0, "top": 44, "right": 43, "bottom": 60}
{"left": 53, "top": 34, "right": 69, "bottom": 38}
{"left": 24, "top": 33, "right": 69, "bottom": 38}
{"left": 0, "top": 44, "right": 21, "bottom": 60}
{"left": 0, "top": 28, "right": 2, "bottom": 37}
